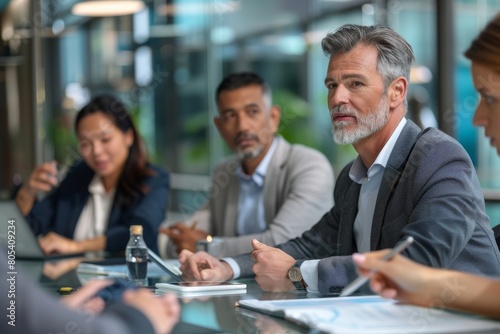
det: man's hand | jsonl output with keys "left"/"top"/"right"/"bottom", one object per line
{"left": 61, "top": 279, "right": 113, "bottom": 314}
{"left": 251, "top": 239, "right": 296, "bottom": 292}
{"left": 123, "top": 289, "right": 180, "bottom": 334}
{"left": 178, "top": 250, "right": 233, "bottom": 281}
{"left": 159, "top": 223, "right": 208, "bottom": 254}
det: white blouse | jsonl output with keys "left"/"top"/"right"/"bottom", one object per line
{"left": 73, "top": 175, "right": 116, "bottom": 241}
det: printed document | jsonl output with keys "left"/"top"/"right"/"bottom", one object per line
{"left": 236, "top": 296, "right": 500, "bottom": 333}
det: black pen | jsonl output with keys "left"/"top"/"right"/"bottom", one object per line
{"left": 340, "top": 236, "right": 414, "bottom": 297}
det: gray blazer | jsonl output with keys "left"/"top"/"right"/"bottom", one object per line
{"left": 235, "top": 121, "right": 500, "bottom": 294}
{"left": 207, "top": 136, "right": 335, "bottom": 257}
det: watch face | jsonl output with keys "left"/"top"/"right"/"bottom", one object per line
{"left": 288, "top": 267, "right": 302, "bottom": 282}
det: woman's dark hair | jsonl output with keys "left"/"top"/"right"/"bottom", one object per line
{"left": 75, "top": 95, "right": 154, "bottom": 206}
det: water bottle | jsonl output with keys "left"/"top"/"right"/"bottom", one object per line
{"left": 125, "top": 225, "right": 148, "bottom": 281}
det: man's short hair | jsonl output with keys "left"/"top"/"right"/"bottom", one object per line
{"left": 321, "top": 24, "right": 415, "bottom": 91}
{"left": 216, "top": 72, "right": 272, "bottom": 108}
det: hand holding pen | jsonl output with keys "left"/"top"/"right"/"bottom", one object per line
{"left": 340, "top": 236, "right": 414, "bottom": 297}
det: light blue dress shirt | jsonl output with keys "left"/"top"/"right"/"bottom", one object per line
{"left": 223, "top": 138, "right": 278, "bottom": 278}
{"left": 235, "top": 138, "right": 278, "bottom": 236}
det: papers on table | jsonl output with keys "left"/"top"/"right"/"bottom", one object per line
{"left": 77, "top": 260, "right": 181, "bottom": 278}
{"left": 236, "top": 296, "right": 500, "bottom": 334}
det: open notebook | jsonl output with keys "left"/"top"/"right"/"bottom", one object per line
{"left": 236, "top": 295, "right": 500, "bottom": 334}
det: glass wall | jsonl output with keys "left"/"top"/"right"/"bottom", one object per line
{"left": 3, "top": 0, "right": 500, "bottom": 223}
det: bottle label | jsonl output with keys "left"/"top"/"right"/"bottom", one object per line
{"left": 126, "top": 247, "right": 148, "bottom": 280}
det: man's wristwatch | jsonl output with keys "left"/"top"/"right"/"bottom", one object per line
{"left": 287, "top": 260, "right": 308, "bottom": 290}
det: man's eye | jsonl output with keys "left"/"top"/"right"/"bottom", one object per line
{"left": 223, "top": 112, "right": 235, "bottom": 119}
{"left": 350, "top": 81, "right": 363, "bottom": 88}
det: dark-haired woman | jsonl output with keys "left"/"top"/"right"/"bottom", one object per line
{"left": 15, "top": 95, "right": 168, "bottom": 254}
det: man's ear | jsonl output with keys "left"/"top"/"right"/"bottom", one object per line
{"left": 270, "top": 105, "right": 281, "bottom": 132}
{"left": 388, "top": 77, "right": 407, "bottom": 109}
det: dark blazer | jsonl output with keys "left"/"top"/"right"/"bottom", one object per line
{"left": 493, "top": 225, "right": 500, "bottom": 251}
{"left": 26, "top": 161, "right": 169, "bottom": 253}
{"left": 235, "top": 120, "right": 500, "bottom": 294}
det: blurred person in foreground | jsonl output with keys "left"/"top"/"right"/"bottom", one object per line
{"left": 0, "top": 249, "right": 180, "bottom": 333}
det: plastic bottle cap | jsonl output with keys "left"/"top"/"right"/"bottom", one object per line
{"left": 130, "top": 225, "right": 143, "bottom": 235}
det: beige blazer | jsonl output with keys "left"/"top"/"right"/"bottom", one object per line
{"left": 203, "top": 136, "right": 335, "bottom": 256}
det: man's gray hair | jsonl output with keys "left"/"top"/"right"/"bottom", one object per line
{"left": 321, "top": 24, "right": 415, "bottom": 90}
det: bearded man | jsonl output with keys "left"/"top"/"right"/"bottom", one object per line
{"left": 178, "top": 25, "right": 500, "bottom": 294}
{"left": 160, "top": 72, "right": 334, "bottom": 257}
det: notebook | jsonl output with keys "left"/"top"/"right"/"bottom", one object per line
{"left": 236, "top": 296, "right": 500, "bottom": 334}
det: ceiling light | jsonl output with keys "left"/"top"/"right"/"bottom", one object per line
{"left": 158, "top": 1, "right": 241, "bottom": 16}
{"left": 72, "top": 1, "right": 145, "bottom": 17}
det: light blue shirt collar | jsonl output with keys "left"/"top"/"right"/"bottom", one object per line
{"left": 349, "top": 118, "right": 407, "bottom": 184}
{"left": 236, "top": 137, "right": 278, "bottom": 186}
{"left": 235, "top": 137, "right": 279, "bottom": 237}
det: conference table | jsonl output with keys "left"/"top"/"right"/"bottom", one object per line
{"left": 19, "top": 256, "right": 324, "bottom": 334}
{"left": 18, "top": 257, "right": 500, "bottom": 334}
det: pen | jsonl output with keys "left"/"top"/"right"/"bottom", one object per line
{"left": 339, "top": 236, "right": 414, "bottom": 297}
{"left": 191, "top": 220, "right": 198, "bottom": 230}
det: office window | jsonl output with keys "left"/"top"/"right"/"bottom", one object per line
{"left": 3, "top": 0, "right": 496, "bottom": 222}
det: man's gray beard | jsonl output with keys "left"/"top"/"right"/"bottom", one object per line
{"left": 238, "top": 144, "right": 265, "bottom": 161}
{"left": 330, "top": 98, "right": 389, "bottom": 145}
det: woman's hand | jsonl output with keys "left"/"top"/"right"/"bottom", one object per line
{"left": 39, "top": 232, "right": 83, "bottom": 255}
{"left": 16, "top": 161, "right": 59, "bottom": 215}
{"left": 24, "top": 161, "right": 59, "bottom": 194}
{"left": 353, "top": 251, "right": 440, "bottom": 307}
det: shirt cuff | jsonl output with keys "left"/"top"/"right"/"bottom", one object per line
{"left": 221, "top": 257, "right": 240, "bottom": 279}
{"left": 301, "top": 259, "right": 320, "bottom": 292}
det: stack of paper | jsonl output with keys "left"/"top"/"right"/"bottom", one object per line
{"left": 236, "top": 296, "right": 500, "bottom": 333}
{"left": 77, "top": 260, "right": 181, "bottom": 278}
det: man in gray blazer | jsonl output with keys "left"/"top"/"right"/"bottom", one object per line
{"left": 161, "top": 73, "right": 334, "bottom": 257}
{"left": 178, "top": 24, "right": 500, "bottom": 293}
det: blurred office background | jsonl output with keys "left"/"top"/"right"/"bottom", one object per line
{"left": 0, "top": 0, "right": 499, "bottom": 225}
